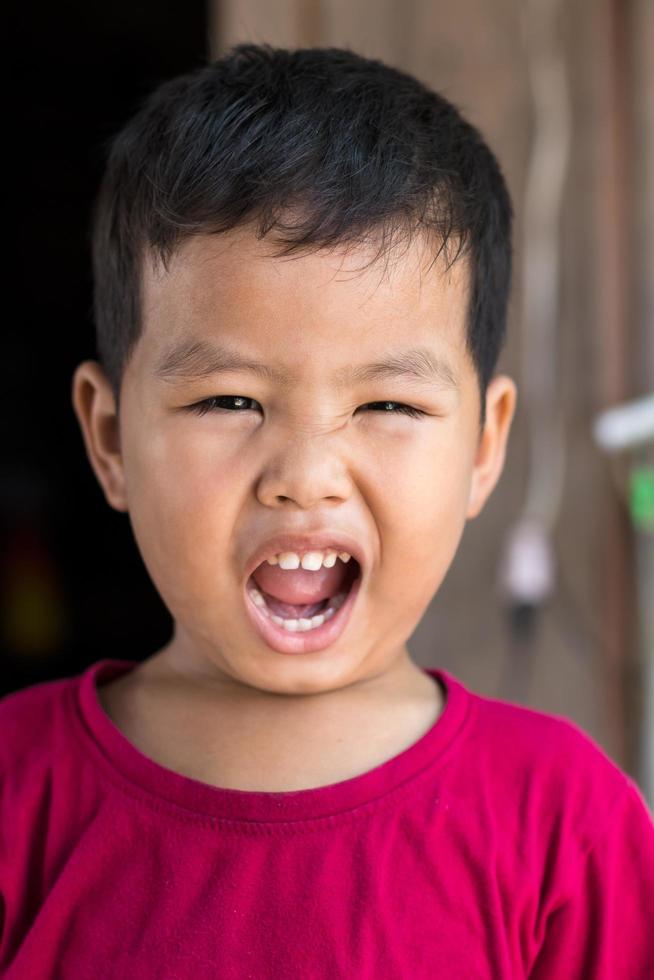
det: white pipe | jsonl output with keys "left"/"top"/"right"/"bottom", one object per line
{"left": 593, "top": 393, "right": 654, "bottom": 451}
{"left": 499, "top": 0, "right": 571, "bottom": 610}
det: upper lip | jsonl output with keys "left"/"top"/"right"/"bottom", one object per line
{"left": 243, "top": 531, "right": 368, "bottom": 584}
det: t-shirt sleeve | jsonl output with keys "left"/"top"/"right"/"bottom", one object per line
{"left": 528, "top": 777, "right": 654, "bottom": 979}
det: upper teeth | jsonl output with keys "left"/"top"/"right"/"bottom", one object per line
{"left": 267, "top": 550, "right": 352, "bottom": 571}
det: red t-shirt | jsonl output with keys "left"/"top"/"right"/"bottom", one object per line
{"left": 1, "top": 658, "right": 653, "bottom": 979}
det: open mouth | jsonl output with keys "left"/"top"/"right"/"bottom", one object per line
{"left": 243, "top": 558, "right": 363, "bottom": 654}
{"left": 247, "top": 557, "right": 360, "bottom": 631}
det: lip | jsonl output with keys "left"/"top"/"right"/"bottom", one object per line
{"left": 242, "top": 531, "right": 368, "bottom": 585}
{"left": 242, "top": 568, "right": 363, "bottom": 655}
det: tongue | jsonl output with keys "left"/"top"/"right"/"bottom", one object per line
{"left": 250, "top": 559, "right": 350, "bottom": 619}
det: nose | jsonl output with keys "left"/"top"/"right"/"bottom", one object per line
{"left": 255, "top": 434, "right": 353, "bottom": 509}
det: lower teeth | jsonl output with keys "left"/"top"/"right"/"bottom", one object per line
{"left": 247, "top": 586, "right": 348, "bottom": 632}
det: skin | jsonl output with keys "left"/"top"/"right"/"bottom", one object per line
{"left": 71, "top": 227, "right": 517, "bottom": 792}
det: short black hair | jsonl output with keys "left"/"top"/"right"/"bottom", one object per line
{"left": 91, "top": 43, "right": 513, "bottom": 433}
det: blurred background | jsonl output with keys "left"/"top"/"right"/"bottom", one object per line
{"left": 4, "top": 0, "right": 653, "bottom": 801}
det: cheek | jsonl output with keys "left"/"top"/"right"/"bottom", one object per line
{"left": 373, "top": 434, "right": 473, "bottom": 615}
{"left": 378, "top": 423, "right": 473, "bottom": 516}
{"left": 122, "top": 428, "right": 241, "bottom": 608}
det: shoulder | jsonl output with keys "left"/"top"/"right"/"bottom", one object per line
{"left": 467, "top": 680, "right": 626, "bottom": 776}
{"left": 462, "top": 682, "right": 632, "bottom": 850}
{"left": 0, "top": 672, "right": 78, "bottom": 776}
{"left": 0, "top": 671, "right": 73, "bottom": 727}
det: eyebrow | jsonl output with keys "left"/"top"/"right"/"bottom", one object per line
{"left": 153, "top": 338, "right": 459, "bottom": 391}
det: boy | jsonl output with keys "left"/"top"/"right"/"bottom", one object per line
{"left": 2, "top": 43, "right": 653, "bottom": 979}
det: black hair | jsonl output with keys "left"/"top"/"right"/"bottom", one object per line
{"left": 91, "top": 43, "right": 513, "bottom": 433}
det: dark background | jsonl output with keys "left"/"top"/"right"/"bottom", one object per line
{"left": 3, "top": 2, "right": 210, "bottom": 695}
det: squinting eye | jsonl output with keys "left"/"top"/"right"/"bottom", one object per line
{"left": 186, "top": 396, "right": 426, "bottom": 420}
{"left": 363, "top": 401, "right": 425, "bottom": 419}
{"left": 188, "top": 395, "right": 257, "bottom": 417}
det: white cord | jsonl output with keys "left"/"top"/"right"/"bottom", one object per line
{"left": 499, "top": 0, "right": 571, "bottom": 607}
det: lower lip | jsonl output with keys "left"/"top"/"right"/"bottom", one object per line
{"left": 242, "top": 571, "right": 362, "bottom": 655}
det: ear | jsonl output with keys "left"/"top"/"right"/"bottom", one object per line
{"left": 70, "top": 360, "right": 128, "bottom": 512}
{"left": 466, "top": 374, "right": 517, "bottom": 520}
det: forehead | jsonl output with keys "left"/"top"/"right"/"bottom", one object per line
{"left": 139, "top": 229, "right": 472, "bottom": 387}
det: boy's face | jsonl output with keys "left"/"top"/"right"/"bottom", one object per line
{"left": 73, "top": 228, "right": 516, "bottom": 697}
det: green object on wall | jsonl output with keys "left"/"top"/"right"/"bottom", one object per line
{"left": 630, "top": 466, "right": 654, "bottom": 532}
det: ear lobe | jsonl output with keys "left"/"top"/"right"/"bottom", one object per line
{"left": 71, "top": 360, "right": 128, "bottom": 512}
{"left": 466, "top": 374, "right": 517, "bottom": 520}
